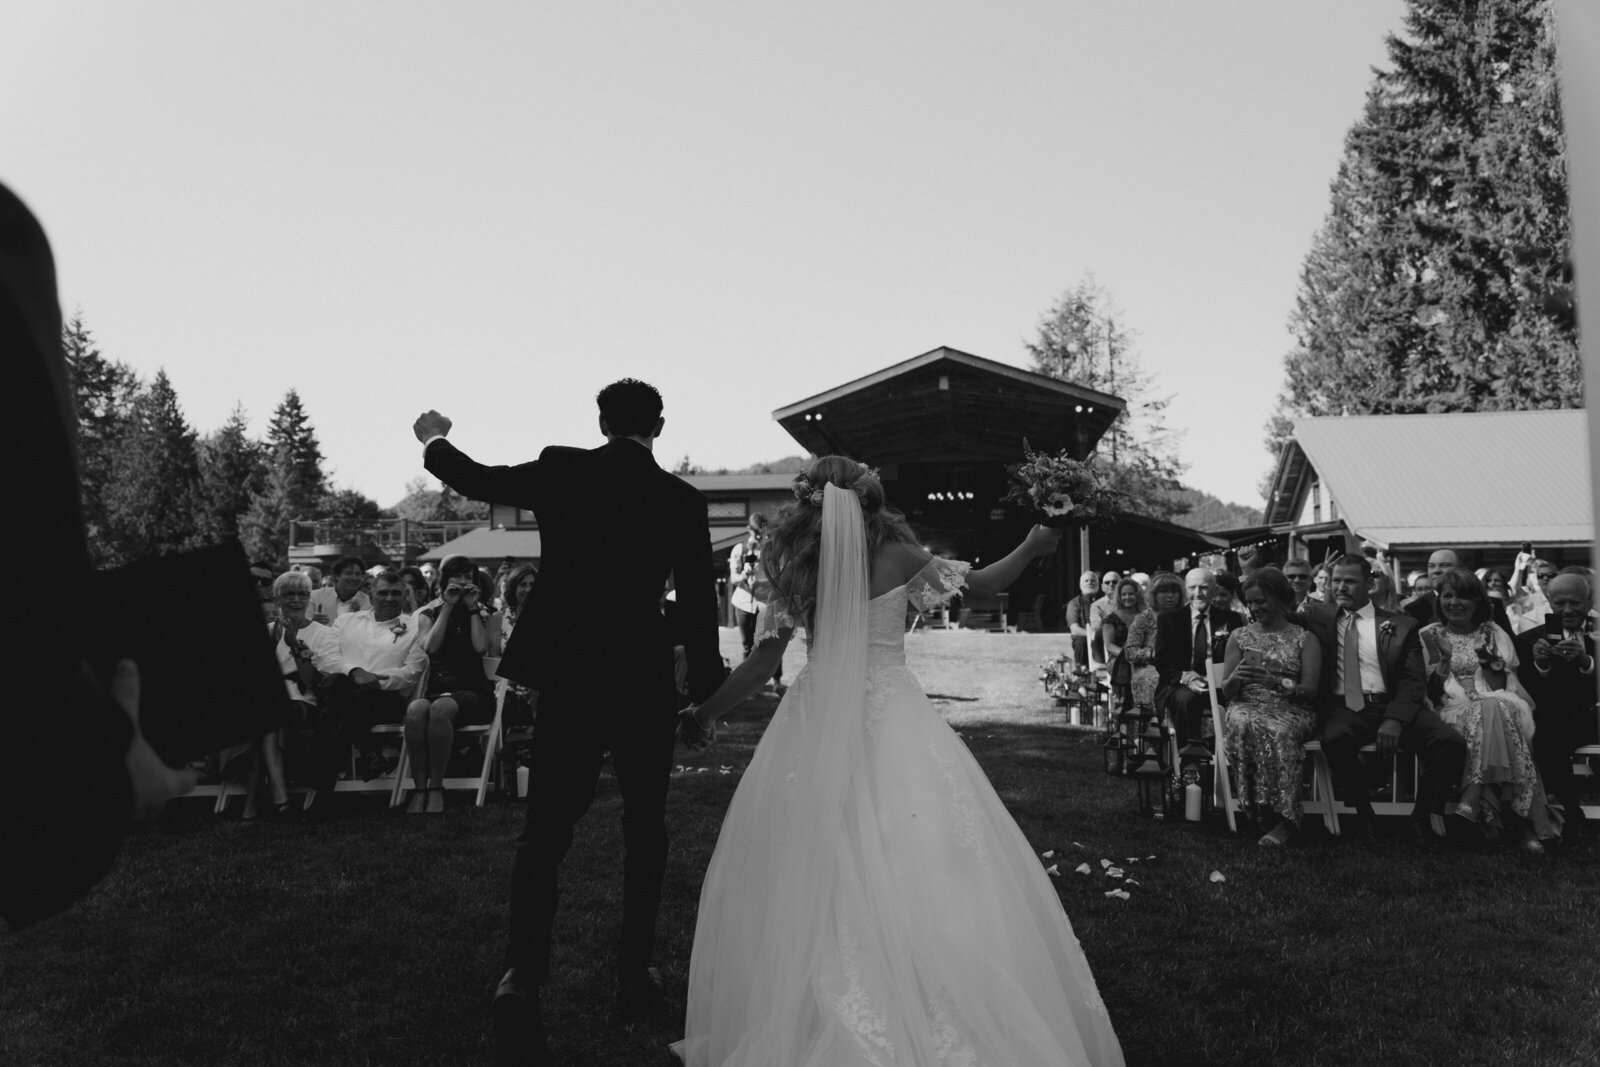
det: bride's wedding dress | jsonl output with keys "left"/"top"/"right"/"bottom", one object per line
{"left": 674, "top": 535, "right": 1123, "bottom": 1066}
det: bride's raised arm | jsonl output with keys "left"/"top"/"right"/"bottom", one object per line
{"left": 964, "top": 525, "right": 1063, "bottom": 597}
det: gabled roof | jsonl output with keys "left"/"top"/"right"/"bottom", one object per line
{"left": 773, "top": 346, "right": 1125, "bottom": 464}
{"left": 678, "top": 472, "right": 796, "bottom": 493}
{"left": 419, "top": 526, "right": 541, "bottom": 562}
{"left": 1266, "top": 410, "right": 1591, "bottom": 549}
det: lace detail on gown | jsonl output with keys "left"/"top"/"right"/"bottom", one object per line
{"left": 835, "top": 926, "right": 895, "bottom": 1066}
{"left": 907, "top": 558, "right": 972, "bottom": 613}
{"left": 930, "top": 740, "right": 990, "bottom": 870}
{"left": 753, "top": 596, "right": 800, "bottom": 647}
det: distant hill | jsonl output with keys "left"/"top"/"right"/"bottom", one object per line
{"left": 735, "top": 455, "right": 809, "bottom": 474}
{"left": 1169, "top": 487, "right": 1264, "bottom": 531}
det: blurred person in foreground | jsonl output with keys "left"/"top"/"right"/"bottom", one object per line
{"left": 1, "top": 182, "right": 194, "bottom": 929}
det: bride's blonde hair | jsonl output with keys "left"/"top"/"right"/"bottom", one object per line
{"left": 762, "top": 455, "right": 920, "bottom": 624}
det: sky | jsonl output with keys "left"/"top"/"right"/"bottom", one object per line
{"left": 2, "top": 0, "right": 1409, "bottom": 511}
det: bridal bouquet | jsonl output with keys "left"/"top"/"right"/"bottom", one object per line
{"left": 1003, "top": 441, "right": 1127, "bottom": 528}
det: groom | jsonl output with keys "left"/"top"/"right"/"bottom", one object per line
{"left": 413, "top": 378, "right": 724, "bottom": 1065}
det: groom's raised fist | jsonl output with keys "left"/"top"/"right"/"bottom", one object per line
{"left": 413, "top": 410, "right": 452, "bottom": 444}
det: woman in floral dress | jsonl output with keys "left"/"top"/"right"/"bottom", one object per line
{"left": 1125, "top": 572, "right": 1183, "bottom": 712}
{"left": 1218, "top": 568, "right": 1322, "bottom": 847}
{"left": 1419, "top": 568, "right": 1556, "bottom": 852}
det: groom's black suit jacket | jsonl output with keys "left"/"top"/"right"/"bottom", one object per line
{"left": 424, "top": 437, "right": 723, "bottom": 705}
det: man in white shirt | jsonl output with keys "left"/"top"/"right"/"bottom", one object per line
{"left": 302, "top": 569, "right": 424, "bottom": 819}
{"left": 310, "top": 555, "right": 372, "bottom": 625}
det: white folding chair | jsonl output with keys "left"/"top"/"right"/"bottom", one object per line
{"left": 392, "top": 655, "right": 505, "bottom": 807}
{"left": 1571, "top": 743, "right": 1600, "bottom": 819}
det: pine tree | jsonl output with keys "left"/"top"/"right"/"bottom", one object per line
{"left": 61, "top": 314, "right": 140, "bottom": 564}
{"left": 239, "top": 450, "right": 309, "bottom": 568}
{"left": 1273, "top": 0, "right": 1577, "bottom": 446}
{"left": 266, "top": 389, "right": 327, "bottom": 510}
{"left": 1027, "top": 275, "right": 1189, "bottom": 521}
{"left": 100, "top": 370, "right": 205, "bottom": 562}
{"left": 196, "top": 405, "right": 268, "bottom": 544}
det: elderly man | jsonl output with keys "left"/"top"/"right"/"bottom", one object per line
{"left": 1307, "top": 555, "right": 1465, "bottom": 845}
{"left": 310, "top": 555, "right": 372, "bottom": 624}
{"left": 1282, "top": 557, "right": 1315, "bottom": 608}
{"left": 1514, "top": 572, "right": 1598, "bottom": 840}
{"left": 1065, "top": 570, "right": 1099, "bottom": 670}
{"left": 301, "top": 569, "right": 425, "bottom": 820}
{"left": 1153, "top": 567, "right": 1245, "bottom": 745}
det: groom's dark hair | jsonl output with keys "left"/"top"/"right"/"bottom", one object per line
{"left": 597, "top": 378, "right": 664, "bottom": 438}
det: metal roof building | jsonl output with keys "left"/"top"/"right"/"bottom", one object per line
{"left": 1264, "top": 409, "right": 1591, "bottom": 563}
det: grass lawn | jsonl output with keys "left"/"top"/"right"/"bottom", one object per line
{"left": 3, "top": 628, "right": 1598, "bottom": 1066}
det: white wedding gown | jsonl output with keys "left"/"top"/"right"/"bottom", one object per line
{"left": 673, "top": 557, "right": 1124, "bottom": 1067}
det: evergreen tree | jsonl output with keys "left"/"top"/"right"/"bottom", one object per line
{"left": 266, "top": 389, "right": 327, "bottom": 510}
{"left": 100, "top": 370, "right": 205, "bottom": 562}
{"left": 1273, "top": 0, "right": 1577, "bottom": 449}
{"left": 61, "top": 314, "right": 140, "bottom": 564}
{"left": 1027, "top": 275, "right": 1190, "bottom": 521}
{"left": 319, "top": 486, "right": 387, "bottom": 528}
{"left": 196, "top": 405, "right": 268, "bottom": 544}
{"left": 240, "top": 450, "right": 308, "bottom": 568}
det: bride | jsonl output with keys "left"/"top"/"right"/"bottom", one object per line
{"left": 672, "top": 457, "right": 1124, "bottom": 1066}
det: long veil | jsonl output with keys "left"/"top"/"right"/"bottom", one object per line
{"left": 678, "top": 482, "right": 870, "bottom": 1064}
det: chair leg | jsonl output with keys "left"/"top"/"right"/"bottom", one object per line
{"left": 1312, "top": 749, "right": 1340, "bottom": 836}
{"left": 389, "top": 741, "right": 411, "bottom": 808}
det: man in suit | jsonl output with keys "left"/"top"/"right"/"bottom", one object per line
{"left": 1404, "top": 547, "right": 1513, "bottom": 634}
{"left": 1514, "top": 572, "right": 1598, "bottom": 841}
{"left": 1307, "top": 554, "right": 1465, "bottom": 844}
{"left": 413, "top": 379, "right": 722, "bottom": 1066}
{"left": 1154, "top": 567, "right": 1246, "bottom": 746}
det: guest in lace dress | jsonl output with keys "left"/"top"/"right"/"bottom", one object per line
{"left": 1100, "top": 578, "right": 1144, "bottom": 712}
{"left": 1218, "top": 568, "right": 1321, "bottom": 847}
{"left": 1419, "top": 569, "right": 1556, "bottom": 853}
{"left": 1125, "top": 573, "right": 1183, "bottom": 712}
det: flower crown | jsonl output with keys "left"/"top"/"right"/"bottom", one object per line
{"left": 792, "top": 467, "right": 880, "bottom": 506}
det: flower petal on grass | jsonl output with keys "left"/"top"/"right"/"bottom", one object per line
{"left": 1045, "top": 864, "right": 1060, "bottom": 877}
{"left": 1104, "top": 889, "right": 1130, "bottom": 900}
{"left": 1075, "top": 863, "right": 1092, "bottom": 875}
{"left": 1209, "top": 870, "right": 1226, "bottom": 883}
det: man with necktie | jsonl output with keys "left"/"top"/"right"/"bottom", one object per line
{"left": 1303, "top": 554, "right": 1465, "bottom": 844}
{"left": 1153, "top": 567, "right": 1246, "bottom": 746}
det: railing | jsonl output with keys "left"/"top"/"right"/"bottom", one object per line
{"left": 287, "top": 517, "right": 489, "bottom": 557}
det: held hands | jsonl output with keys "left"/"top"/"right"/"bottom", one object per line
{"left": 412, "top": 410, "right": 452, "bottom": 444}
{"left": 677, "top": 705, "right": 716, "bottom": 751}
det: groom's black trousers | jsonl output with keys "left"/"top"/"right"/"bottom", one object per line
{"left": 505, "top": 673, "right": 681, "bottom": 984}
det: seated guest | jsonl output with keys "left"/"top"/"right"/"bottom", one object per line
{"left": 398, "top": 565, "right": 432, "bottom": 615}
{"left": 300, "top": 570, "right": 426, "bottom": 820}
{"left": 1420, "top": 569, "right": 1557, "bottom": 852}
{"left": 1213, "top": 571, "right": 1244, "bottom": 614}
{"left": 1218, "top": 568, "right": 1321, "bottom": 847}
{"left": 1482, "top": 568, "right": 1510, "bottom": 606}
{"left": 1126, "top": 572, "right": 1183, "bottom": 713}
{"left": 1282, "top": 557, "right": 1314, "bottom": 608}
{"left": 250, "top": 560, "right": 278, "bottom": 621}
{"left": 1154, "top": 568, "right": 1245, "bottom": 745}
{"left": 1409, "top": 547, "right": 1512, "bottom": 634}
{"left": 1515, "top": 572, "right": 1599, "bottom": 840}
{"left": 1309, "top": 555, "right": 1465, "bottom": 845}
{"left": 406, "top": 556, "right": 493, "bottom": 813}
{"left": 310, "top": 555, "right": 372, "bottom": 624}
{"left": 1100, "top": 578, "right": 1145, "bottom": 713}
{"left": 495, "top": 563, "right": 539, "bottom": 655}
{"left": 1310, "top": 562, "right": 1332, "bottom": 603}
{"left": 1507, "top": 557, "right": 1559, "bottom": 635}
{"left": 252, "top": 571, "right": 343, "bottom": 820}
{"left": 1369, "top": 569, "right": 1402, "bottom": 612}
{"left": 494, "top": 563, "right": 541, "bottom": 729}
{"left": 1065, "top": 571, "right": 1099, "bottom": 671}
{"left": 1087, "top": 570, "right": 1122, "bottom": 666}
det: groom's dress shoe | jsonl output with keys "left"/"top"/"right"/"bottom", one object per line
{"left": 615, "top": 966, "right": 664, "bottom": 1023}
{"left": 492, "top": 968, "right": 548, "bottom": 1066}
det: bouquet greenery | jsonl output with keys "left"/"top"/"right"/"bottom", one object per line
{"left": 1003, "top": 440, "right": 1127, "bottom": 528}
